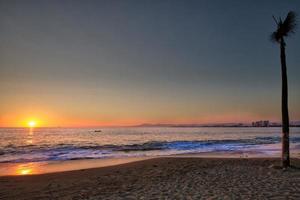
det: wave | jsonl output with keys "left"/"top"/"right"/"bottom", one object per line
{"left": 1, "top": 136, "right": 300, "bottom": 163}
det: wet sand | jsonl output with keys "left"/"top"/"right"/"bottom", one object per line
{"left": 1, "top": 157, "right": 300, "bottom": 199}
{"left": 0, "top": 157, "right": 152, "bottom": 176}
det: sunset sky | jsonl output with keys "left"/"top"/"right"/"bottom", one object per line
{"left": 0, "top": 0, "right": 300, "bottom": 127}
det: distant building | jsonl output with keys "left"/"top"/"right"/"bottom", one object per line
{"left": 252, "top": 120, "right": 270, "bottom": 127}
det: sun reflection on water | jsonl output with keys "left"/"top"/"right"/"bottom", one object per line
{"left": 29, "top": 127, "right": 34, "bottom": 135}
{"left": 19, "top": 168, "right": 32, "bottom": 175}
{"left": 26, "top": 139, "right": 33, "bottom": 144}
{"left": 25, "top": 127, "right": 34, "bottom": 145}
{"left": 16, "top": 163, "right": 35, "bottom": 175}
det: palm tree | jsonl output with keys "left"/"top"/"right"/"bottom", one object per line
{"left": 271, "top": 11, "right": 297, "bottom": 168}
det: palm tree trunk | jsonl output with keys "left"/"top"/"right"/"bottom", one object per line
{"left": 280, "top": 38, "right": 290, "bottom": 168}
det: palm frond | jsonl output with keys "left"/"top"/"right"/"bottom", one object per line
{"left": 270, "top": 31, "right": 280, "bottom": 43}
{"left": 282, "top": 11, "right": 297, "bottom": 36}
{"left": 271, "top": 11, "right": 297, "bottom": 42}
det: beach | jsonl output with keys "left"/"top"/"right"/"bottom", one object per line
{"left": 1, "top": 157, "right": 300, "bottom": 200}
{"left": 1, "top": 127, "right": 300, "bottom": 199}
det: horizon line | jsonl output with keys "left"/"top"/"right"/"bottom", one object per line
{"left": 1, "top": 120, "right": 300, "bottom": 129}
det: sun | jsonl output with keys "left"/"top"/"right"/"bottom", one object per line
{"left": 28, "top": 121, "right": 36, "bottom": 128}
{"left": 23, "top": 118, "right": 41, "bottom": 128}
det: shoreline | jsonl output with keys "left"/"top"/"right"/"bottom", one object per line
{"left": 1, "top": 157, "right": 300, "bottom": 199}
{"left": 1, "top": 148, "right": 300, "bottom": 177}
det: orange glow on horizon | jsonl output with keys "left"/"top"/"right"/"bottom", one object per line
{"left": 0, "top": 110, "right": 281, "bottom": 127}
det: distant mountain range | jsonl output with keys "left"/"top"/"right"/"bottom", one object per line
{"left": 135, "top": 121, "right": 300, "bottom": 128}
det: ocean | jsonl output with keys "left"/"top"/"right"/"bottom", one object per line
{"left": 1, "top": 127, "right": 300, "bottom": 163}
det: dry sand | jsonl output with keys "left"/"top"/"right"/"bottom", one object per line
{"left": 1, "top": 158, "right": 300, "bottom": 200}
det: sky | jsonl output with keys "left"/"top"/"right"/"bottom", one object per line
{"left": 0, "top": 0, "right": 300, "bottom": 127}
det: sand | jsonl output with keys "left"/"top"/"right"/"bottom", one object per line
{"left": 0, "top": 157, "right": 152, "bottom": 176}
{"left": 1, "top": 157, "right": 300, "bottom": 199}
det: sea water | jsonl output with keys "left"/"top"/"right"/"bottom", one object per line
{"left": 1, "top": 127, "right": 300, "bottom": 163}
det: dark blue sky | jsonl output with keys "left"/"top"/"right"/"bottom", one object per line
{"left": 0, "top": 0, "right": 299, "bottom": 126}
